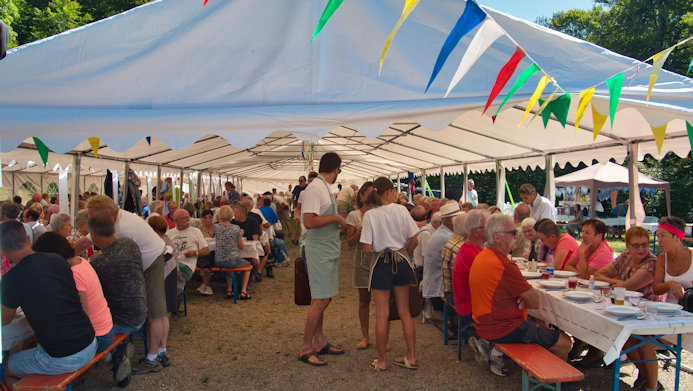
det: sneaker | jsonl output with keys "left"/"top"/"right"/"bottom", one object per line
{"left": 203, "top": 285, "right": 214, "bottom": 295}
{"left": 275, "top": 260, "right": 291, "bottom": 268}
{"left": 254, "top": 273, "right": 262, "bottom": 282}
{"left": 469, "top": 336, "right": 489, "bottom": 367}
{"left": 113, "top": 342, "right": 134, "bottom": 382}
{"left": 489, "top": 347, "right": 508, "bottom": 377}
{"left": 196, "top": 285, "right": 207, "bottom": 295}
{"left": 157, "top": 353, "right": 171, "bottom": 368}
{"left": 266, "top": 271, "right": 275, "bottom": 278}
{"left": 132, "top": 358, "right": 163, "bottom": 375}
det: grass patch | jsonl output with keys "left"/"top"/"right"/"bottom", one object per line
{"left": 202, "top": 375, "right": 210, "bottom": 385}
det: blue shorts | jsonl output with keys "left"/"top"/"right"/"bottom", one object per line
{"left": 9, "top": 338, "right": 97, "bottom": 378}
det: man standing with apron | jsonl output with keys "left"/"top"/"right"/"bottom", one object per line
{"left": 298, "top": 152, "right": 347, "bottom": 366}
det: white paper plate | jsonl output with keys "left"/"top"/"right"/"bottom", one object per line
{"left": 539, "top": 280, "right": 566, "bottom": 290}
{"left": 646, "top": 302, "right": 682, "bottom": 313}
{"left": 553, "top": 270, "right": 577, "bottom": 278}
{"left": 604, "top": 305, "right": 641, "bottom": 317}
{"left": 578, "top": 279, "right": 609, "bottom": 288}
{"left": 563, "top": 290, "right": 593, "bottom": 301}
{"left": 521, "top": 271, "right": 542, "bottom": 279}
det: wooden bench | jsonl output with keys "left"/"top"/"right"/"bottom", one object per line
{"left": 195, "top": 265, "right": 253, "bottom": 303}
{"left": 14, "top": 333, "right": 130, "bottom": 391}
{"left": 495, "top": 343, "right": 584, "bottom": 391}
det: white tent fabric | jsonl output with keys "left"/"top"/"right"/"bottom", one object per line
{"left": 0, "top": 0, "right": 691, "bottom": 183}
{"left": 554, "top": 161, "right": 671, "bottom": 217}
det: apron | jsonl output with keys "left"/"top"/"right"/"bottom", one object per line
{"left": 303, "top": 175, "right": 340, "bottom": 299}
{"left": 367, "top": 246, "right": 415, "bottom": 292}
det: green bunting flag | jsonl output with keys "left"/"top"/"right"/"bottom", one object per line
{"left": 311, "top": 0, "right": 344, "bottom": 40}
{"left": 537, "top": 99, "right": 551, "bottom": 128}
{"left": 606, "top": 73, "right": 624, "bottom": 129}
{"left": 687, "top": 58, "right": 693, "bottom": 76}
{"left": 687, "top": 121, "right": 693, "bottom": 153}
{"left": 493, "top": 63, "right": 541, "bottom": 121}
{"left": 33, "top": 137, "right": 50, "bottom": 168}
{"left": 551, "top": 93, "right": 571, "bottom": 128}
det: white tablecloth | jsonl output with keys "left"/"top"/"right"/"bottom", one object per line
{"left": 527, "top": 280, "right": 693, "bottom": 364}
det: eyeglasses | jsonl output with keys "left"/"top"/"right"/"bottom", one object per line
{"left": 627, "top": 242, "right": 650, "bottom": 249}
{"left": 499, "top": 229, "right": 518, "bottom": 236}
{"left": 471, "top": 226, "right": 485, "bottom": 231}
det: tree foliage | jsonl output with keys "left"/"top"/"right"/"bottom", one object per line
{"left": 538, "top": 0, "right": 693, "bottom": 76}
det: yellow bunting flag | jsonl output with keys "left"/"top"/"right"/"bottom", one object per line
{"left": 88, "top": 137, "right": 100, "bottom": 158}
{"left": 591, "top": 105, "right": 608, "bottom": 141}
{"left": 575, "top": 88, "right": 594, "bottom": 135}
{"left": 519, "top": 75, "right": 551, "bottom": 127}
{"left": 647, "top": 46, "right": 676, "bottom": 102}
{"left": 528, "top": 86, "right": 558, "bottom": 125}
{"left": 380, "top": 0, "right": 420, "bottom": 74}
{"left": 650, "top": 123, "right": 667, "bottom": 154}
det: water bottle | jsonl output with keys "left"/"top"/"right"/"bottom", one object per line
{"left": 589, "top": 275, "right": 595, "bottom": 291}
{"left": 546, "top": 249, "right": 555, "bottom": 277}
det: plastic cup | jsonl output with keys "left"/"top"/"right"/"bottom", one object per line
{"left": 614, "top": 287, "right": 626, "bottom": 305}
{"left": 600, "top": 286, "right": 612, "bottom": 302}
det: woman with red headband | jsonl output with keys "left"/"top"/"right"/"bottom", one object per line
{"left": 653, "top": 216, "right": 693, "bottom": 303}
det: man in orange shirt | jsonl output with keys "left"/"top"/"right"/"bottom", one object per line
{"left": 469, "top": 214, "right": 572, "bottom": 376}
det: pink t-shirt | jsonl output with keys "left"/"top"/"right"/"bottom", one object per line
{"left": 71, "top": 257, "right": 113, "bottom": 336}
{"left": 586, "top": 240, "right": 613, "bottom": 272}
{"left": 555, "top": 233, "right": 579, "bottom": 270}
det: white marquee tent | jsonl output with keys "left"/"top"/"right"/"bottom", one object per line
{"left": 0, "top": 0, "right": 691, "bottom": 205}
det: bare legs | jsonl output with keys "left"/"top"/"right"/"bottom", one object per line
{"left": 299, "top": 298, "right": 331, "bottom": 365}
{"left": 147, "top": 317, "right": 167, "bottom": 358}
{"left": 372, "top": 286, "right": 416, "bottom": 370}
{"left": 357, "top": 288, "right": 370, "bottom": 349}
{"left": 624, "top": 338, "right": 658, "bottom": 389}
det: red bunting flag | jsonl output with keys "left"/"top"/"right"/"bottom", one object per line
{"left": 483, "top": 47, "right": 525, "bottom": 115}
{"left": 202, "top": 0, "right": 208, "bottom": 6}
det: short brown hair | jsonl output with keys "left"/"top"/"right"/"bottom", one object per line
{"left": 582, "top": 219, "right": 606, "bottom": 239}
{"left": 625, "top": 226, "right": 649, "bottom": 245}
{"left": 318, "top": 152, "right": 341, "bottom": 174}
{"left": 147, "top": 215, "right": 168, "bottom": 235}
{"left": 535, "top": 218, "right": 559, "bottom": 237}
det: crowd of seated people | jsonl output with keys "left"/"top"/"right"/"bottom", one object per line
{"left": 0, "top": 177, "right": 690, "bottom": 390}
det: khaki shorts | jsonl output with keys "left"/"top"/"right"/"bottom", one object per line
{"left": 144, "top": 253, "right": 167, "bottom": 318}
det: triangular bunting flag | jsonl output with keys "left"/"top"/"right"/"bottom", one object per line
{"left": 537, "top": 99, "right": 551, "bottom": 128}
{"left": 550, "top": 93, "right": 571, "bottom": 128}
{"left": 380, "top": 0, "right": 420, "bottom": 74}
{"left": 647, "top": 46, "right": 676, "bottom": 101}
{"left": 687, "top": 59, "right": 693, "bottom": 76}
{"left": 311, "top": 0, "right": 345, "bottom": 40}
{"left": 426, "top": 0, "right": 486, "bottom": 92}
{"left": 483, "top": 47, "right": 525, "bottom": 115}
{"left": 494, "top": 64, "right": 540, "bottom": 118}
{"left": 146, "top": 136, "right": 151, "bottom": 145}
{"left": 650, "top": 123, "right": 667, "bottom": 154}
{"left": 591, "top": 105, "right": 608, "bottom": 141}
{"left": 445, "top": 19, "right": 504, "bottom": 97}
{"left": 528, "top": 86, "right": 558, "bottom": 125}
{"left": 33, "top": 137, "right": 50, "bottom": 168}
{"left": 519, "top": 75, "right": 551, "bottom": 127}
{"left": 686, "top": 121, "right": 693, "bottom": 152}
{"left": 202, "top": 0, "right": 208, "bottom": 5}
{"left": 575, "top": 88, "right": 595, "bottom": 134}
{"left": 606, "top": 73, "right": 623, "bottom": 129}
{"left": 88, "top": 137, "right": 100, "bottom": 158}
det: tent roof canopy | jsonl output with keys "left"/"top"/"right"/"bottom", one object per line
{"left": 0, "top": 0, "right": 691, "bottom": 181}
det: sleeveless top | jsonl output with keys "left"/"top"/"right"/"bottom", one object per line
{"left": 664, "top": 251, "right": 693, "bottom": 303}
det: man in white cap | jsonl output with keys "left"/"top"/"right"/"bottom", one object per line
{"left": 422, "top": 202, "right": 463, "bottom": 318}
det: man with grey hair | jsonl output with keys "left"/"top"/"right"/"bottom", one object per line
{"left": 519, "top": 183, "right": 555, "bottom": 221}
{"left": 469, "top": 214, "right": 572, "bottom": 376}
{"left": 511, "top": 203, "right": 531, "bottom": 258}
{"left": 422, "top": 203, "right": 462, "bottom": 319}
{"left": 167, "top": 209, "right": 209, "bottom": 292}
{"left": 461, "top": 179, "right": 478, "bottom": 207}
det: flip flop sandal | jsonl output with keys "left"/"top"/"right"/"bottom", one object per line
{"left": 298, "top": 352, "right": 327, "bottom": 367}
{"left": 240, "top": 292, "right": 252, "bottom": 300}
{"left": 355, "top": 342, "right": 370, "bottom": 350}
{"left": 369, "top": 359, "right": 386, "bottom": 371}
{"left": 393, "top": 357, "right": 417, "bottom": 370}
{"left": 316, "top": 343, "right": 345, "bottom": 355}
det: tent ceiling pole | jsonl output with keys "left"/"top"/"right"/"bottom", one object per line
{"left": 545, "top": 155, "right": 555, "bottom": 205}
{"left": 156, "top": 166, "right": 162, "bottom": 204}
{"left": 179, "top": 168, "right": 184, "bottom": 207}
{"left": 399, "top": 128, "right": 495, "bottom": 160}
{"left": 463, "top": 164, "right": 469, "bottom": 204}
{"left": 496, "top": 160, "right": 506, "bottom": 207}
{"left": 71, "top": 154, "right": 81, "bottom": 222}
{"left": 627, "top": 143, "right": 640, "bottom": 226}
{"left": 448, "top": 123, "right": 545, "bottom": 155}
{"left": 440, "top": 166, "right": 445, "bottom": 198}
{"left": 122, "top": 161, "right": 130, "bottom": 210}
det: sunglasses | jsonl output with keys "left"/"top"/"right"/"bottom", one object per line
{"left": 499, "top": 229, "right": 518, "bottom": 236}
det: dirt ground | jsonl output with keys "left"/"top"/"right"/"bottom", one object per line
{"left": 74, "top": 238, "right": 693, "bottom": 391}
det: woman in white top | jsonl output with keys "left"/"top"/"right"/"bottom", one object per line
{"left": 346, "top": 182, "right": 377, "bottom": 350}
{"left": 360, "top": 177, "right": 419, "bottom": 371}
{"left": 653, "top": 216, "right": 693, "bottom": 303}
